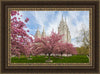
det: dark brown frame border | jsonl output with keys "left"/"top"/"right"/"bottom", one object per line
{"left": 0, "top": 0, "right": 99, "bottom": 73}
{"left": 7, "top": 8, "right": 92, "bottom": 67}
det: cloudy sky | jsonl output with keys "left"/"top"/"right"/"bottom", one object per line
{"left": 16, "top": 11, "right": 89, "bottom": 47}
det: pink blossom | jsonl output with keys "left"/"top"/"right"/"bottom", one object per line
{"left": 27, "top": 30, "right": 29, "bottom": 32}
{"left": 25, "top": 18, "right": 29, "bottom": 22}
{"left": 18, "top": 18, "right": 20, "bottom": 20}
{"left": 11, "top": 11, "right": 17, "bottom": 16}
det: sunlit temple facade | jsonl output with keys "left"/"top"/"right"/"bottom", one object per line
{"left": 58, "top": 16, "right": 71, "bottom": 43}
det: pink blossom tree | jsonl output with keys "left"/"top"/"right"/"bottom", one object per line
{"left": 53, "top": 41, "right": 77, "bottom": 58}
{"left": 33, "top": 30, "right": 63, "bottom": 61}
{"left": 11, "top": 11, "right": 33, "bottom": 58}
{"left": 67, "top": 43, "right": 77, "bottom": 55}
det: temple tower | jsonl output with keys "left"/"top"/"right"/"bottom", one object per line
{"left": 58, "top": 15, "right": 71, "bottom": 43}
{"left": 42, "top": 26, "right": 46, "bottom": 38}
{"left": 34, "top": 27, "right": 41, "bottom": 38}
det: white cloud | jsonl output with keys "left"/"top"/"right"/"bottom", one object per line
{"left": 31, "top": 11, "right": 55, "bottom": 32}
{"left": 46, "top": 11, "right": 63, "bottom": 35}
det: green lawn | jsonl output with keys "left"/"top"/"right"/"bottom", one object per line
{"left": 11, "top": 55, "right": 89, "bottom": 63}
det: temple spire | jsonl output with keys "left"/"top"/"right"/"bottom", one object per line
{"left": 65, "top": 17, "right": 66, "bottom": 23}
{"left": 62, "top": 15, "right": 64, "bottom": 21}
{"left": 43, "top": 25, "right": 45, "bottom": 32}
{"left": 65, "top": 17, "right": 68, "bottom": 27}
{"left": 42, "top": 25, "right": 46, "bottom": 37}
{"left": 35, "top": 26, "right": 41, "bottom": 38}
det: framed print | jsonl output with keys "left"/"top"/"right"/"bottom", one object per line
{"left": 0, "top": 0, "right": 99, "bottom": 73}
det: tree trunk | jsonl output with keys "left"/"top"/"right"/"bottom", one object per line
{"left": 61, "top": 53, "right": 63, "bottom": 58}
{"left": 61, "top": 53, "right": 62, "bottom": 57}
{"left": 45, "top": 53, "right": 53, "bottom": 63}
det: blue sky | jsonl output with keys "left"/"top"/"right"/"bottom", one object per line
{"left": 15, "top": 11, "right": 89, "bottom": 47}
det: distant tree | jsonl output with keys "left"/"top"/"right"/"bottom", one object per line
{"left": 76, "top": 24, "right": 89, "bottom": 55}
{"left": 76, "top": 46, "right": 89, "bottom": 55}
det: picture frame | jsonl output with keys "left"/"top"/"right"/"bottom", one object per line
{"left": 0, "top": 0, "right": 99, "bottom": 73}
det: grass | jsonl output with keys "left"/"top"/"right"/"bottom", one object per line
{"left": 11, "top": 55, "right": 89, "bottom": 63}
